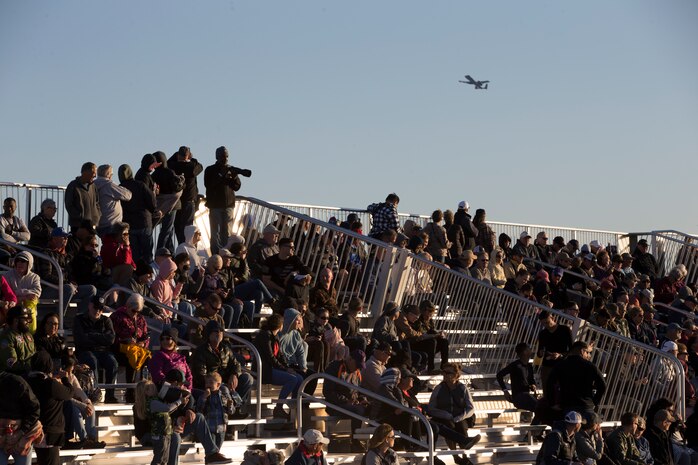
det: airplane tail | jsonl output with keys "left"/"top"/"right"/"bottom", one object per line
{"left": 484, "top": 84, "right": 488, "bottom": 89}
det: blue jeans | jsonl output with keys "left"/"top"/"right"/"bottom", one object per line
{"left": 234, "top": 279, "right": 273, "bottom": 314}
{"left": 271, "top": 368, "right": 304, "bottom": 400}
{"left": 64, "top": 399, "right": 97, "bottom": 441}
{"left": 221, "top": 301, "right": 254, "bottom": 328}
{"left": 169, "top": 412, "right": 219, "bottom": 464}
{"left": 175, "top": 200, "right": 197, "bottom": 245}
{"left": 77, "top": 350, "right": 118, "bottom": 399}
{"left": 236, "top": 372, "right": 254, "bottom": 404}
{"left": 157, "top": 211, "right": 177, "bottom": 255}
{"left": 209, "top": 207, "right": 234, "bottom": 255}
{"left": 151, "top": 433, "right": 171, "bottom": 465}
{"left": 177, "top": 300, "right": 196, "bottom": 318}
{"left": 131, "top": 227, "right": 154, "bottom": 264}
{"left": 0, "top": 449, "right": 32, "bottom": 465}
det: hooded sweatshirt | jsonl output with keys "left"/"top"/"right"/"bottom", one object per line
{"left": 4, "top": 251, "right": 41, "bottom": 300}
{"left": 175, "top": 225, "right": 203, "bottom": 274}
{"left": 93, "top": 175, "right": 132, "bottom": 230}
{"left": 151, "top": 151, "right": 184, "bottom": 214}
{"left": 278, "top": 308, "right": 308, "bottom": 371}
{"left": 119, "top": 164, "right": 158, "bottom": 230}
{"left": 150, "top": 258, "right": 182, "bottom": 310}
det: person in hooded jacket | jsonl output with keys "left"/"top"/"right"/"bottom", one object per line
{"left": 152, "top": 151, "right": 185, "bottom": 255}
{"left": 148, "top": 326, "right": 194, "bottom": 390}
{"left": 168, "top": 146, "right": 204, "bottom": 245}
{"left": 4, "top": 251, "right": 41, "bottom": 332}
{"left": 119, "top": 163, "right": 160, "bottom": 264}
{"left": 135, "top": 153, "right": 160, "bottom": 193}
{"left": 93, "top": 164, "right": 132, "bottom": 237}
{"left": 278, "top": 308, "right": 318, "bottom": 395}
{"left": 150, "top": 257, "right": 184, "bottom": 329}
{"left": 175, "top": 224, "right": 204, "bottom": 274}
{"left": 26, "top": 350, "right": 75, "bottom": 465}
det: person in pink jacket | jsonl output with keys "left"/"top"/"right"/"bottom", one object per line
{"left": 147, "top": 327, "right": 193, "bottom": 390}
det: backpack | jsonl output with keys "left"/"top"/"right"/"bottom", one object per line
{"left": 75, "top": 366, "right": 103, "bottom": 404}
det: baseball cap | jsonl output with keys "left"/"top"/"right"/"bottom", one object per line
{"left": 458, "top": 201, "right": 469, "bottom": 209}
{"left": 520, "top": 231, "right": 531, "bottom": 240}
{"left": 662, "top": 341, "right": 679, "bottom": 352}
{"left": 263, "top": 224, "right": 281, "bottom": 235}
{"left": 155, "top": 247, "right": 172, "bottom": 257}
{"left": 552, "top": 267, "right": 564, "bottom": 277}
{"left": 564, "top": 411, "right": 586, "bottom": 424}
{"left": 303, "top": 429, "right": 330, "bottom": 445}
{"left": 374, "top": 341, "right": 395, "bottom": 355}
{"left": 50, "top": 227, "right": 71, "bottom": 238}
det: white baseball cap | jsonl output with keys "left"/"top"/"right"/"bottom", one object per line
{"left": 303, "top": 429, "right": 330, "bottom": 445}
{"left": 458, "top": 200, "right": 469, "bottom": 209}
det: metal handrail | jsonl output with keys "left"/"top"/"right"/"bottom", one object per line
{"left": 0, "top": 237, "right": 65, "bottom": 330}
{"left": 104, "top": 285, "right": 264, "bottom": 430}
{"left": 654, "top": 302, "right": 697, "bottom": 324}
{"left": 296, "top": 372, "right": 435, "bottom": 464}
{"left": 531, "top": 258, "right": 602, "bottom": 285}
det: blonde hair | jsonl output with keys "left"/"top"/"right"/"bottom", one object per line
{"left": 134, "top": 380, "right": 156, "bottom": 420}
{"left": 206, "top": 372, "right": 222, "bottom": 384}
{"left": 367, "top": 423, "right": 393, "bottom": 450}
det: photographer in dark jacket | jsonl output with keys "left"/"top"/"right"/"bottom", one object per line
{"left": 169, "top": 146, "right": 204, "bottom": 245}
{"left": 204, "top": 146, "right": 250, "bottom": 254}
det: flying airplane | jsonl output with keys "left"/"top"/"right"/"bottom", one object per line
{"left": 459, "top": 75, "right": 489, "bottom": 90}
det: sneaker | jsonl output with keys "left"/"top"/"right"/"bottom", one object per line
{"left": 461, "top": 434, "right": 481, "bottom": 450}
{"left": 82, "top": 438, "right": 106, "bottom": 449}
{"left": 230, "top": 410, "right": 250, "bottom": 420}
{"left": 63, "top": 441, "right": 83, "bottom": 450}
{"left": 205, "top": 452, "right": 233, "bottom": 465}
{"left": 104, "top": 394, "right": 119, "bottom": 404}
{"left": 273, "top": 406, "right": 290, "bottom": 421}
{"left": 454, "top": 455, "right": 474, "bottom": 465}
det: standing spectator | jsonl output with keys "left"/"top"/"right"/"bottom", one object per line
{"left": 473, "top": 209, "right": 496, "bottom": 254}
{"left": 119, "top": 163, "right": 160, "bottom": 264}
{"left": 205, "top": 146, "right": 248, "bottom": 254}
{"left": 1, "top": 197, "right": 30, "bottom": 244}
{"left": 3, "top": 252, "right": 41, "bottom": 332}
{"left": 453, "top": 201, "right": 477, "bottom": 251}
{"left": 496, "top": 343, "right": 541, "bottom": 425}
{"left": 0, "top": 371, "right": 42, "bottom": 465}
{"left": 93, "top": 164, "right": 132, "bottom": 237}
{"left": 152, "top": 151, "right": 185, "bottom": 255}
{"left": 536, "top": 310, "right": 573, "bottom": 399}
{"left": 445, "top": 209, "right": 465, "bottom": 260}
{"left": 168, "top": 146, "right": 204, "bottom": 244}
{"left": 546, "top": 341, "right": 606, "bottom": 417}
{"left": 28, "top": 199, "right": 59, "bottom": 248}
{"left": 633, "top": 239, "right": 659, "bottom": 282}
{"left": 0, "top": 306, "right": 35, "bottom": 374}
{"left": 363, "top": 424, "right": 399, "bottom": 465}
{"left": 64, "top": 162, "right": 101, "bottom": 232}
{"left": 26, "top": 351, "right": 75, "bottom": 465}
{"left": 285, "top": 429, "right": 329, "bottom": 465}
{"left": 423, "top": 210, "right": 449, "bottom": 263}
{"left": 73, "top": 296, "right": 118, "bottom": 403}
{"left": 606, "top": 412, "right": 646, "bottom": 465}
{"left": 367, "top": 193, "right": 400, "bottom": 239}
{"left": 538, "top": 411, "right": 584, "bottom": 465}
{"left": 135, "top": 153, "right": 160, "bottom": 192}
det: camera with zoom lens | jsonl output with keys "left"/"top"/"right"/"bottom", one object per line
{"left": 227, "top": 166, "right": 252, "bottom": 178}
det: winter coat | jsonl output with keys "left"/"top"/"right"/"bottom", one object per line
{"left": 279, "top": 308, "right": 309, "bottom": 371}
{"left": 65, "top": 177, "right": 101, "bottom": 230}
{"left": 175, "top": 225, "right": 204, "bottom": 274}
{"left": 148, "top": 348, "right": 193, "bottom": 390}
{"left": 119, "top": 164, "right": 158, "bottom": 230}
{"left": 100, "top": 234, "right": 136, "bottom": 270}
{"left": 3, "top": 251, "right": 41, "bottom": 300}
{"left": 93, "top": 176, "right": 132, "bottom": 230}
{"left": 167, "top": 153, "right": 203, "bottom": 203}
{"left": 73, "top": 313, "right": 115, "bottom": 352}
{"left": 204, "top": 162, "right": 241, "bottom": 209}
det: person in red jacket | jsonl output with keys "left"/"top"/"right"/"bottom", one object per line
{"left": 100, "top": 222, "right": 136, "bottom": 286}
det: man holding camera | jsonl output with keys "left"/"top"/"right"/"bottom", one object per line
{"left": 204, "top": 146, "right": 251, "bottom": 254}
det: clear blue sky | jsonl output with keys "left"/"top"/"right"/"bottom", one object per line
{"left": 1, "top": 1, "right": 696, "bottom": 234}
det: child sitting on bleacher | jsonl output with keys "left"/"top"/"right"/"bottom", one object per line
{"left": 196, "top": 372, "right": 236, "bottom": 449}
{"left": 134, "top": 379, "right": 188, "bottom": 465}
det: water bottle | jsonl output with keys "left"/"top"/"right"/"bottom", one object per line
{"left": 142, "top": 366, "right": 150, "bottom": 380}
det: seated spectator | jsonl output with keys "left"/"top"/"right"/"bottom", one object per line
{"left": 634, "top": 416, "right": 654, "bottom": 465}
{"left": 428, "top": 362, "right": 481, "bottom": 460}
{"left": 574, "top": 412, "right": 607, "bottom": 465}
{"left": 175, "top": 225, "right": 205, "bottom": 275}
{"left": 195, "top": 372, "right": 240, "bottom": 450}
{"left": 411, "top": 300, "right": 449, "bottom": 373}
{"left": 70, "top": 234, "right": 111, "bottom": 291}
{"left": 221, "top": 246, "right": 273, "bottom": 316}
{"left": 503, "top": 249, "right": 526, "bottom": 280}
{"left": 173, "top": 252, "right": 204, "bottom": 314}
{"left": 496, "top": 343, "right": 541, "bottom": 425}
{"left": 37, "top": 226, "right": 97, "bottom": 316}
{"left": 309, "top": 267, "right": 341, "bottom": 318}
{"left": 279, "top": 308, "right": 318, "bottom": 395}
{"left": 110, "top": 293, "right": 150, "bottom": 402}
{"left": 286, "top": 429, "right": 329, "bottom": 465}
{"left": 0, "top": 306, "right": 36, "bottom": 374}
{"left": 394, "top": 304, "right": 429, "bottom": 372}
{"left": 447, "top": 250, "right": 475, "bottom": 276}
{"left": 504, "top": 268, "right": 531, "bottom": 295}
{"left": 361, "top": 341, "right": 392, "bottom": 392}
{"left": 4, "top": 251, "right": 41, "bottom": 332}
{"left": 323, "top": 349, "right": 368, "bottom": 452}
{"left": 364, "top": 424, "right": 400, "bottom": 465}
{"left": 62, "top": 356, "right": 103, "bottom": 449}
{"left": 26, "top": 350, "right": 74, "bottom": 465}
{"left": 34, "top": 312, "right": 66, "bottom": 362}
{"left": 188, "top": 294, "right": 227, "bottom": 346}
{"left": 538, "top": 411, "right": 583, "bottom": 465}
{"left": 548, "top": 267, "right": 569, "bottom": 309}
{"left": 306, "top": 308, "right": 345, "bottom": 372}
{"left": 532, "top": 270, "right": 552, "bottom": 306}
{"left": 513, "top": 231, "right": 538, "bottom": 272}
{"left": 470, "top": 251, "right": 492, "bottom": 285}
{"left": 28, "top": 198, "right": 59, "bottom": 248}
{"left": 370, "top": 368, "right": 417, "bottom": 447}
{"left": 73, "top": 296, "right": 118, "bottom": 403}
{"left": 644, "top": 409, "right": 675, "bottom": 465}
{"left": 372, "top": 301, "right": 418, "bottom": 371}
{"left": 0, "top": 274, "right": 18, "bottom": 326}
{"left": 150, "top": 257, "right": 184, "bottom": 323}
{"left": 0, "top": 197, "right": 30, "bottom": 245}
{"left": 195, "top": 255, "right": 251, "bottom": 329}
{"left": 190, "top": 320, "right": 253, "bottom": 404}
{"left": 148, "top": 327, "right": 193, "bottom": 391}
{"left": 100, "top": 222, "right": 136, "bottom": 286}
{"left": 240, "top": 448, "right": 285, "bottom": 465}
{"left": 336, "top": 296, "right": 368, "bottom": 352}
{"left": 633, "top": 239, "right": 659, "bottom": 282}
{"left": 253, "top": 314, "right": 303, "bottom": 421}
{"left": 247, "top": 224, "right": 280, "bottom": 279}
{"left": 488, "top": 247, "right": 507, "bottom": 288}
{"left": 534, "top": 231, "right": 552, "bottom": 264}
{"left": 263, "top": 238, "right": 312, "bottom": 302}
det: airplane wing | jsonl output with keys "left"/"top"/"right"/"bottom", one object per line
{"left": 480, "top": 80, "right": 490, "bottom": 84}
{"left": 464, "top": 75, "right": 476, "bottom": 83}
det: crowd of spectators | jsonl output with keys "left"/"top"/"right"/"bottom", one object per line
{"left": 1, "top": 178, "right": 697, "bottom": 465}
